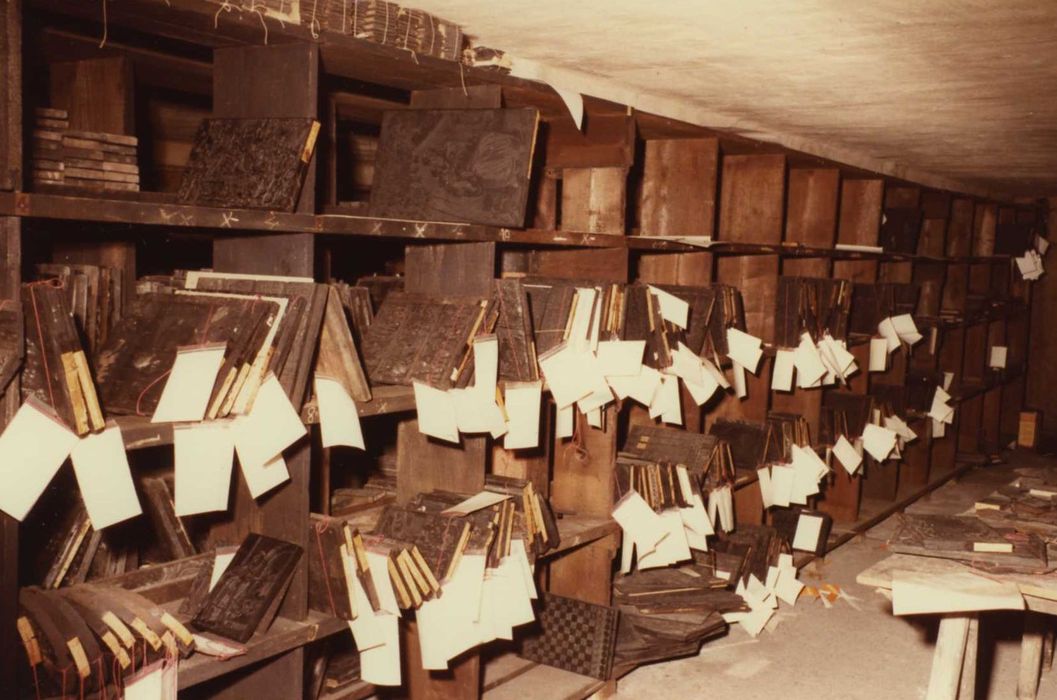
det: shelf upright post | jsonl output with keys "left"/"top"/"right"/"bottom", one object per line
{"left": 634, "top": 137, "right": 719, "bottom": 433}
{"left": 822, "top": 177, "right": 884, "bottom": 521}
{"left": 199, "top": 41, "right": 320, "bottom": 700}
{"left": 708, "top": 153, "right": 787, "bottom": 526}
{"left": 0, "top": 1, "right": 21, "bottom": 696}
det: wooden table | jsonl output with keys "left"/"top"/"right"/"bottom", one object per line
{"left": 858, "top": 553, "right": 1057, "bottom": 700}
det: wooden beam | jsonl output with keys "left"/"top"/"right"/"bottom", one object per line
{"left": 2, "top": 0, "right": 21, "bottom": 191}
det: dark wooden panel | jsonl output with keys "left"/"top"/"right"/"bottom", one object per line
{"left": 527, "top": 247, "right": 628, "bottom": 283}
{"left": 410, "top": 84, "right": 501, "bottom": 109}
{"left": 405, "top": 241, "right": 495, "bottom": 298}
{"left": 213, "top": 43, "right": 319, "bottom": 214}
{"left": 370, "top": 108, "right": 539, "bottom": 227}
{"left": 395, "top": 419, "right": 486, "bottom": 504}
{"left": 213, "top": 234, "right": 314, "bottom": 278}
{"left": 49, "top": 56, "right": 135, "bottom": 135}
{"left": 1, "top": 0, "right": 21, "bottom": 191}
{"left": 179, "top": 118, "right": 319, "bottom": 212}
{"left": 562, "top": 167, "right": 627, "bottom": 234}
{"left": 638, "top": 138, "right": 718, "bottom": 237}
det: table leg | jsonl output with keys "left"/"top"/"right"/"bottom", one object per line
{"left": 928, "top": 614, "right": 972, "bottom": 700}
{"left": 1019, "top": 612, "right": 1046, "bottom": 700}
{"left": 959, "top": 615, "right": 979, "bottom": 699}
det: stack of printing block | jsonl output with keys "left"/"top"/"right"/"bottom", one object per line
{"left": 30, "top": 107, "right": 68, "bottom": 189}
{"left": 30, "top": 107, "right": 141, "bottom": 193}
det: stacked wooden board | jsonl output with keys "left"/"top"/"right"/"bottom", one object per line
{"left": 30, "top": 107, "right": 140, "bottom": 194}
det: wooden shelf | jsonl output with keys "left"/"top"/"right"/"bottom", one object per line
{"left": 0, "top": 192, "right": 1027, "bottom": 265}
{"left": 482, "top": 653, "right": 607, "bottom": 700}
{"left": 318, "top": 680, "right": 376, "bottom": 700}
{"left": 177, "top": 610, "right": 347, "bottom": 689}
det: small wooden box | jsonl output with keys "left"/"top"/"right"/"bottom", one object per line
{"left": 1018, "top": 410, "right": 1042, "bottom": 449}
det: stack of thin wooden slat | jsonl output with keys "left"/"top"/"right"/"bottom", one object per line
{"left": 315, "top": 0, "right": 464, "bottom": 61}
{"left": 29, "top": 106, "right": 141, "bottom": 194}
{"left": 31, "top": 107, "right": 68, "bottom": 189}
{"left": 61, "top": 129, "right": 140, "bottom": 193}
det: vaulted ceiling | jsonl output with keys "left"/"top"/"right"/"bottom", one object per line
{"left": 408, "top": 0, "right": 1057, "bottom": 199}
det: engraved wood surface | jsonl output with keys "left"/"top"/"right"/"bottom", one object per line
{"left": 369, "top": 108, "right": 539, "bottom": 227}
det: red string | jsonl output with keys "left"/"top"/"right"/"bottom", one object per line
{"left": 134, "top": 369, "right": 172, "bottom": 417}
{"left": 134, "top": 303, "right": 219, "bottom": 417}
{"left": 30, "top": 662, "right": 41, "bottom": 700}
{"left": 314, "top": 520, "right": 340, "bottom": 616}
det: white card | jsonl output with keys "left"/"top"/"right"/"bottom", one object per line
{"left": 647, "top": 285, "right": 688, "bottom": 329}
{"left": 884, "top": 415, "right": 918, "bottom": 443}
{"left": 757, "top": 467, "right": 774, "bottom": 508}
{"left": 238, "top": 450, "right": 290, "bottom": 499}
{"left": 832, "top": 435, "right": 863, "bottom": 475}
{"left": 442, "top": 491, "right": 510, "bottom": 516}
{"left": 932, "top": 419, "right": 946, "bottom": 438}
{"left": 208, "top": 547, "right": 237, "bottom": 591}
{"left": 538, "top": 344, "right": 600, "bottom": 409}
{"left": 862, "top": 423, "right": 898, "bottom": 462}
{"left": 556, "top": 404, "right": 574, "bottom": 439}
{"left": 649, "top": 374, "right": 682, "bottom": 424}
{"left": 412, "top": 382, "right": 459, "bottom": 443}
{"left": 359, "top": 613, "right": 401, "bottom": 686}
{"left": 891, "top": 314, "right": 923, "bottom": 346}
{"left": 774, "top": 566, "right": 805, "bottom": 606}
{"left": 453, "top": 387, "right": 508, "bottom": 437}
{"left": 612, "top": 490, "right": 668, "bottom": 554}
{"left": 123, "top": 659, "right": 177, "bottom": 700}
{"left": 943, "top": 371, "right": 954, "bottom": 391}
{"left": 771, "top": 350, "right": 795, "bottom": 391}
{"left": 0, "top": 400, "right": 78, "bottom": 521}
{"left": 416, "top": 554, "right": 488, "bottom": 669}
{"left": 596, "top": 340, "right": 645, "bottom": 377}
{"left": 174, "top": 422, "right": 234, "bottom": 516}
{"left": 314, "top": 376, "right": 365, "bottom": 449}
{"left": 878, "top": 317, "right": 901, "bottom": 353}
{"left": 793, "top": 333, "right": 826, "bottom": 387}
{"left": 504, "top": 381, "right": 543, "bottom": 449}
{"left": 71, "top": 425, "right": 142, "bottom": 529}
{"left": 607, "top": 364, "right": 662, "bottom": 406}
{"left": 726, "top": 328, "right": 763, "bottom": 374}
{"left": 232, "top": 374, "right": 307, "bottom": 466}
{"left": 989, "top": 346, "right": 1008, "bottom": 369}
{"left": 792, "top": 514, "right": 824, "bottom": 552}
{"left": 770, "top": 465, "right": 794, "bottom": 508}
{"left": 732, "top": 361, "right": 748, "bottom": 399}
{"left": 637, "top": 509, "right": 692, "bottom": 569}
{"left": 151, "top": 344, "right": 226, "bottom": 424}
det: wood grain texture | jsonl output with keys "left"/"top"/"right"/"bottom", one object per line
{"left": 213, "top": 42, "right": 319, "bottom": 214}
{"left": 395, "top": 419, "right": 486, "bottom": 504}
{"left": 561, "top": 167, "right": 627, "bottom": 235}
{"left": 638, "top": 138, "right": 718, "bottom": 237}
{"left": 405, "top": 241, "right": 496, "bottom": 299}
{"left": 179, "top": 118, "right": 319, "bottom": 211}
{"left": 49, "top": 56, "right": 135, "bottom": 136}
{"left": 370, "top": 108, "right": 539, "bottom": 227}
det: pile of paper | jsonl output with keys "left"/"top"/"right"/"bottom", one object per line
{"left": 1016, "top": 249, "right": 1045, "bottom": 280}
{"left": 724, "top": 553, "right": 805, "bottom": 637}
{"left": 772, "top": 332, "right": 859, "bottom": 391}
{"left": 877, "top": 314, "right": 923, "bottom": 352}
{"left": 758, "top": 444, "right": 830, "bottom": 508}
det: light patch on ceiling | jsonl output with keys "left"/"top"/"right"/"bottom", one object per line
{"left": 406, "top": 0, "right": 1057, "bottom": 198}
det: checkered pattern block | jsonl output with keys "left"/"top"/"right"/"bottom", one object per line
{"left": 519, "top": 592, "right": 619, "bottom": 680}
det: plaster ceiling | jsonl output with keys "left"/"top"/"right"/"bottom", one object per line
{"left": 407, "top": 0, "right": 1057, "bottom": 199}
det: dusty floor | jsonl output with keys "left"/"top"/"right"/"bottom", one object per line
{"left": 617, "top": 457, "right": 1057, "bottom": 700}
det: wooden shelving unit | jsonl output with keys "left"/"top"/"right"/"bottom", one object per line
{"left": 0, "top": 1, "right": 1045, "bottom": 698}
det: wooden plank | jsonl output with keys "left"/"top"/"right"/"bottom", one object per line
{"left": 213, "top": 42, "right": 319, "bottom": 214}
{"left": 395, "top": 419, "right": 486, "bottom": 504}
{"left": 0, "top": 155, "right": 19, "bottom": 700}
{"left": 403, "top": 621, "right": 480, "bottom": 700}
{"left": 527, "top": 247, "right": 628, "bottom": 283}
{"left": 772, "top": 168, "right": 839, "bottom": 438}
{"left": 562, "top": 167, "right": 627, "bottom": 235}
{"left": 638, "top": 138, "right": 718, "bottom": 237}
{"left": 214, "top": 233, "right": 315, "bottom": 277}
{"left": 405, "top": 242, "right": 496, "bottom": 298}
{"left": 927, "top": 615, "right": 972, "bottom": 700}
{"left": 552, "top": 406, "right": 618, "bottom": 519}
{"left": 49, "top": 56, "right": 135, "bottom": 135}
{"left": 1, "top": 0, "right": 21, "bottom": 192}
{"left": 546, "top": 532, "right": 618, "bottom": 606}
{"left": 711, "top": 154, "right": 785, "bottom": 425}
{"left": 410, "top": 85, "right": 502, "bottom": 110}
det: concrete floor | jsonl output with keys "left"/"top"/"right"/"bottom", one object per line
{"left": 617, "top": 458, "right": 1057, "bottom": 700}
